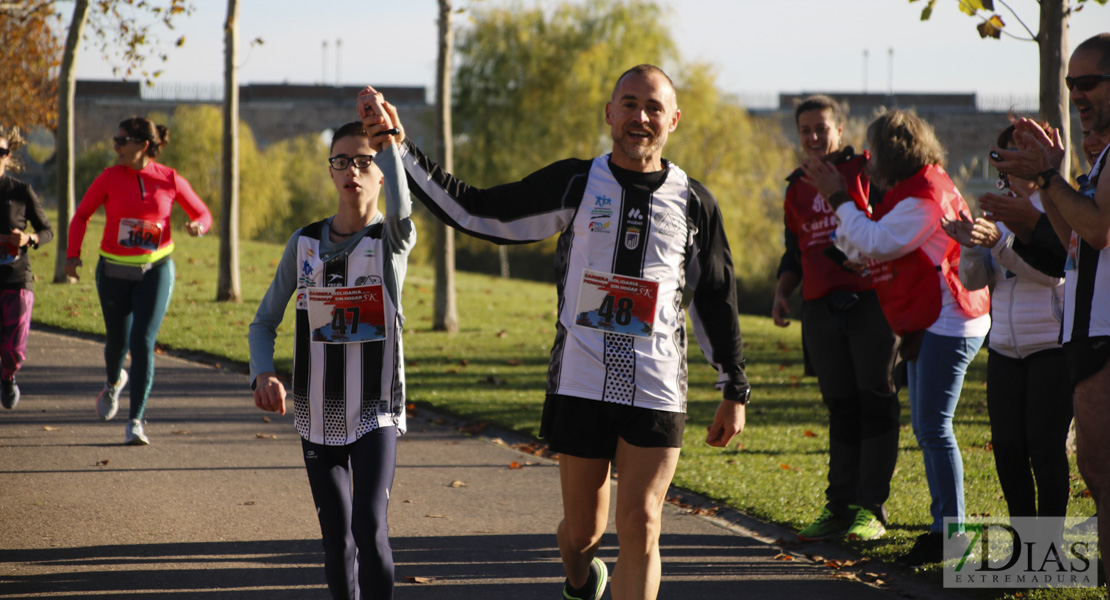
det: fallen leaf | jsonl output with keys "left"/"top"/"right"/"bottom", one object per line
{"left": 43, "top": 425, "right": 60, "bottom": 431}
{"left": 404, "top": 575, "right": 434, "bottom": 584}
{"left": 262, "top": 416, "right": 271, "bottom": 423}
{"left": 773, "top": 553, "right": 795, "bottom": 561}
{"left": 496, "top": 329, "right": 508, "bottom": 338}
{"left": 171, "top": 430, "right": 192, "bottom": 435}
{"left": 242, "top": 501, "right": 256, "bottom": 506}
{"left": 424, "top": 514, "right": 448, "bottom": 519}
{"left": 505, "top": 359, "right": 521, "bottom": 366}
{"left": 509, "top": 461, "right": 522, "bottom": 469}
{"left": 255, "top": 433, "right": 277, "bottom": 439}
{"left": 449, "top": 480, "right": 467, "bottom": 488}
{"left": 803, "top": 430, "right": 816, "bottom": 438}
{"left": 458, "top": 422, "right": 489, "bottom": 435}
{"left": 97, "top": 459, "right": 110, "bottom": 466}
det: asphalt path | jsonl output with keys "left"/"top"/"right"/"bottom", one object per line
{"left": 0, "top": 328, "right": 968, "bottom": 599}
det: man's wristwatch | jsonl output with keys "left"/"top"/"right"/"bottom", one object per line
{"left": 1035, "top": 168, "right": 1058, "bottom": 189}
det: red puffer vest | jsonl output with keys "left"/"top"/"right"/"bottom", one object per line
{"left": 868, "top": 165, "right": 990, "bottom": 335}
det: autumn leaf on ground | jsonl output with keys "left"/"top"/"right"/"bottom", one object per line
{"left": 96, "top": 459, "right": 109, "bottom": 466}
{"left": 424, "top": 514, "right": 448, "bottom": 519}
{"left": 404, "top": 575, "right": 434, "bottom": 584}
{"left": 509, "top": 461, "right": 522, "bottom": 469}
{"left": 449, "top": 480, "right": 467, "bottom": 488}
{"left": 458, "top": 421, "right": 489, "bottom": 435}
{"left": 496, "top": 329, "right": 508, "bottom": 338}
{"left": 171, "top": 430, "right": 192, "bottom": 435}
{"left": 242, "top": 501, "right": 256, "bottom": 506}
{"left": 255, "top": 433, "right": 277, "bottom": 439}
{"left": 43, "top": 426, "right": 59, "bottom": 431}
{"left": 262, "top": 416, "right": 271, "bottom": 423}
{"left": 691, "top": 507, "right": 719, "bottom": 517}
{"left": 773, "top": 553, "right": 795, "bottom": 561}
{"left": 505, "top": 359, "right": 521, "bottom": 366}
{"left": 803, "top": 430, "right": 816, "bottom": 438}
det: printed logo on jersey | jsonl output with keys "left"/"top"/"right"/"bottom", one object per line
{"left": 627, "top": 207, "right": 643, "bottom": 221}
{"left": 327, "top": 273, "right": 345, "bottom": 287}
{"left": 301, "top": 260, "right": 314, "bottom": 277}
{"left": 812, "top": 193, "right": 833, "bottom": 214}
{"left": 296, "top": 290, "right": 308, "bottom": 310}
{"left": 364, "top": 248, "right": 376, "bottom": 257}
{"left": 624, "top": 227, "right": 641, "bottom": 250}
{"left": 650, "top": 209, "right": 685, "bottom": 238}
{"left": 589, "top": 194, "right": 614, "bottom": 233}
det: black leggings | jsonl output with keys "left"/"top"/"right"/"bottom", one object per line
{"left": 986, "top": 348, "right": 1072, "bottom": 517}
{"left": 302, "top": 427, "right": 397, "bottom": 600}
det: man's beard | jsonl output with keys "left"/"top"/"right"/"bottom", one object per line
{"left": 613, "top": 128, "right": 664, "bottom": 160}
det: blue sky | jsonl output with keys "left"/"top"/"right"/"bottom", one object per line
{"left": 69, "top": 0, "right": 1108, "bottom": 107}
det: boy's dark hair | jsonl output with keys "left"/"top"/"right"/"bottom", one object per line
{"left": 331, "top": 121, "right": 370, "bottom": 152}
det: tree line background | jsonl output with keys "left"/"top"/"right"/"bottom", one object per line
{"left": 5, "top": 0, "right": 802, "bottom": 311}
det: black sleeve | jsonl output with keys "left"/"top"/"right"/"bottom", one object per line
{"left": 401, "top": 139, "right": 590, "bottom": 245}
{"left": 1010, "top": 214, "right": 1066, "bottom": 278}
{"left": 777, "top": 220, "right": 802, "bottom": 279}
{"left": 23, "top": 182, "right": 53, "bottom": 248}
{"left": 687, "top": 179, "right": 749, "bottom": 400}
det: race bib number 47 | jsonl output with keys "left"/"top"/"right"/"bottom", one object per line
{"left": 307, "top": 282, "right": 387, "bottom": 344}
{"left": 574, "top": 269, "right": 659, "bottom": 338}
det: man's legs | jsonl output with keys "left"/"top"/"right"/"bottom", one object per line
{"left": 611, "top": 439, "right": 681, "bottom": 600}
{"left": 1072, "top": 359, "right": 1110, "bottom": 576}
{"left": 558, "top": 454, "right": 612, "bottom": 589}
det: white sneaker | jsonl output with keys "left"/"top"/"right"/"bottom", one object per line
{"left": 95, "top": 370, "right": 128, "bottom": 421}
{"left": 125, "top": 419, "right": 149, "bottom": 446}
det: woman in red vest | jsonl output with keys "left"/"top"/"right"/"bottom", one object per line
{"left": 773, "top": 96, "right": 899, "bottom": 544}
{"left": 802, "top": 109, "right": 990, "bottom": 567}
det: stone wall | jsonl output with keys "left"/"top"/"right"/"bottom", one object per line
{"left": 73, "top": 81, "right": 434, "bottom": 152}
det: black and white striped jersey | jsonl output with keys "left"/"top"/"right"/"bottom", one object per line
{"left": 288, "top": 223, "right": 408, "bottom": 444}
{"left": 1063, "top": 144, "right": 1110, "bottom": 345}
{"left": 400, "top": 141, "right": 748, "bottom": 413}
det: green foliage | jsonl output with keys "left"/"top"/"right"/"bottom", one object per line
{"left": 72, "top": 106, "right": 338, "bottom": 245}
{"left": 450, "top": 0, "right": 794, "bottom": 309}
{"left": 31, "top": 229, "right": 1096, "bottom": 598}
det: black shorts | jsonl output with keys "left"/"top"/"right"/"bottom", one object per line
{"left": 1065, "top": 336, "right": 1110, "bottom": 387}
{"left": 540, "top": 394, "right": 686, "bottom": 460}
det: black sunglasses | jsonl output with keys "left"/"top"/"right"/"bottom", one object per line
{"left": 112, "top": 136, "right": 144, "bottom": 146}
{"left": 0, "top": 148, "right": 9, "bottom": 157}
{"left": 328, "top": 155, "right": 375, "bottom": 170}
{"left": 1065, "top": 74, "right": 1110, "bottom": 92}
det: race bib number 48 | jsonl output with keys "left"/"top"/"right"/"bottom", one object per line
{"left": 307, "top": 281, "right": 387, "bottom": 344}
{"left": 574, "top": 269, "right": 659, "bottom": 338}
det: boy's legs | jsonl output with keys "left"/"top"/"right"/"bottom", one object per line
{"left": 349, "top": 426, "right": 397, "bottom": 598}
{"left": 301, "top": 438, "right": 357, "bottom": 600}
{"left": 611, "top": 439, "right": 681, "bottom": 600}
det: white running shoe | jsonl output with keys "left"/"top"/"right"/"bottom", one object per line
{"left": 125, "top": 418, "right": 149, "bottom": 446}
{"left": 95, "top": 370, "right": 129, "bottom": 421}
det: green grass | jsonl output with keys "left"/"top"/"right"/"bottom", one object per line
{"left": 31, "top": 216, "right": 1099, "bottom": 599}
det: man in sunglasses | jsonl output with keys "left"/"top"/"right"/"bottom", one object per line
{"left": 989, "top": 32, "right": 1110, "bottom": 574}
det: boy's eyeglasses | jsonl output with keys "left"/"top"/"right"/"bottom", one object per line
{"left": 1065, "top": 74, "right": 1110, "bottom": 92}
{"left": 328, "top": 155, "right": 374, "bottom": 170}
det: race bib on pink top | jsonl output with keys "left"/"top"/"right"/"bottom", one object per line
{"left": 574, "top": 269, "right": 659, "bottom": 338}
{"left": 118, "top": 218, "right": 164, "bottom": 253}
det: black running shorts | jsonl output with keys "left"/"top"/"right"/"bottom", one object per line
{"left": 540, "top": 394, "right": 686, "bottom": 459}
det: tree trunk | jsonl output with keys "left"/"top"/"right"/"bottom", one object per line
{"left": 434, "top": 0, "right": 458, "bottom": 332}
{"left": 52, "top": 0, "right": 89, "bottom": 283}
{"left": 1038, "top": 0, "right": 1071, "bottom": 180}
{"left": 216, "top": 0, "right": 241, "bottom": 302}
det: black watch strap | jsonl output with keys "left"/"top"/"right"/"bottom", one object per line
{"left": 1036, "top": 168, "right": 1057, "bottom": 189}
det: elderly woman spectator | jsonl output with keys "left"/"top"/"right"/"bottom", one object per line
{"left": 802, "top": 109, "right": 991, "bottom": 567}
